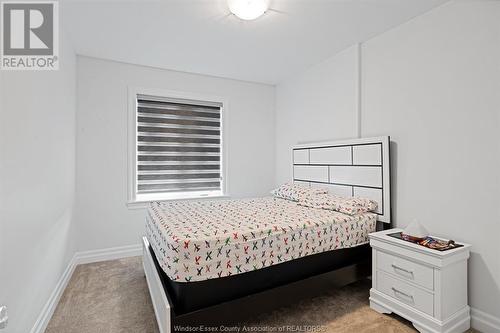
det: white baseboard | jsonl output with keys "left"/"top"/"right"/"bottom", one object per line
{"left": 74, "top": 243, "right": 142, "bottom": 265}
{"left": 471, "top": 308, "right": 500, "bottom": 333}
{"left": 29, "top": 254, "right": 78, "bottom": 333}
{"left": 29, "top": 243, "right": 141, "bottom": 333}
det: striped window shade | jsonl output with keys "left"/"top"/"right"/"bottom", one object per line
{"left": 136, "top": 94, "right": 223, "bottom": 196}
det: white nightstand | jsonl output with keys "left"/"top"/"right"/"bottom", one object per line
{"left": 369, "top": 229, "right": 471, "bottom": 333}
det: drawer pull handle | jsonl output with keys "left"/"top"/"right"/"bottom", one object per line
{"left": 391, "top": 287, "right": 414, "bottom": 301}
{"left": 391, "top": 263, "right": 413, "bottom": 275}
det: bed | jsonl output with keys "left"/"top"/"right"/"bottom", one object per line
{"left": 142, "top": 136, "right": 392, "bottom": 332}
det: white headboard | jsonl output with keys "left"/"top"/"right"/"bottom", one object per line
{"left": 292, "top": 136, "right": 391, "bottom": 224}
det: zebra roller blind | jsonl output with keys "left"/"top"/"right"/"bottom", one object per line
{"left": 136, "top": 94, "right": 223, "bottom": 195}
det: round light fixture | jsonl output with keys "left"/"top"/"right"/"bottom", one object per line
{"left": 227, "top": 0, "right": 269, "bottom": 21}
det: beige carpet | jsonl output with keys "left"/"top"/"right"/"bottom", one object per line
{"left": 46, "top": 257, "right": 476, "bottom": 333}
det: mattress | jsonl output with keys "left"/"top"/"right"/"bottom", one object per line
{"left": 145, "top": 197, "right": 376, "bottom": 283}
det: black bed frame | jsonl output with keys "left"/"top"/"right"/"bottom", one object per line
{"left": 148, "top": 239, "right": 376, "bottom": 331}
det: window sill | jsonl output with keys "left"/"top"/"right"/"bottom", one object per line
{"left": 127, "top": 194, "right": 230, "bottom": 210}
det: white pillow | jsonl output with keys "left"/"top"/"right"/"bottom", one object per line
{"left": 299, "top": 193, "right": 378, "bottom": 216}
{"left": 271, "top": 183, "right": 327, "bottom": 202}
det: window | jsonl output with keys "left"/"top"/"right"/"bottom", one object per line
{"left": 128, "top": 88, "right": 226, "bottom": 205}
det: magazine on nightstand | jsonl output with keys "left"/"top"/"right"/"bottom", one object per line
{"left": 388, "top": 232, "right": 464, "bottom": 251}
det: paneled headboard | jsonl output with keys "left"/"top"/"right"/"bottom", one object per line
{"left": 292, "top": 136, "right": 391, "bottom": 224}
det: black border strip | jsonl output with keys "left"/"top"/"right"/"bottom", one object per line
{"left": 294, "top": 163, "right": 381, "bottom": 167}
{"left": 293, "top": 142, "right": 381, "bottom": 150}
{"left": 293, "top": 179, "right": 382, "bottom": 190}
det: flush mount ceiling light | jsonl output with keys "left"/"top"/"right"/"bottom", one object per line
{"left": 227, "top": 0, "right": 270, "bottom": 21}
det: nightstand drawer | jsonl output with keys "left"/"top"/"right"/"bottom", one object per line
{"left": 377, "top": 250, "right": 434, "bottom": 290}
{"left": 377, "top": 270, "right": 434, "bottom": 316}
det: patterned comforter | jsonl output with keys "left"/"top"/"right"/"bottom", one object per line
{"left": 145, "top": 197, "right": 376, "bottom": 282}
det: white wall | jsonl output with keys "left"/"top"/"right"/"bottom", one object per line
{"left": 361, "top": 0, "right": 500, "bottom": 323}
{"left": 275, "top": 0, "right": 500, "bottom": 327}
{"left": 275, "top": 45, "right": 359, "bottom": 185}
{"left": 0, "top": 34, "right": 77, "bottom": 333}
{"left": 76, "top": 57, "right": 275, "bottom": 251}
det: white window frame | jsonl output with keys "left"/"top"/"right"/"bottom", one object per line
{"left": 127, "top": 87, "right": 229, "bottom": 208}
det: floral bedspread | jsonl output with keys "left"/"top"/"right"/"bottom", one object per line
{"left": 145, "top": 197, "right": 376, "bottom": 282}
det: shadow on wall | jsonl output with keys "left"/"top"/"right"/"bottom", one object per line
{"left": 468, "top": 253, "right": 500, "bottom": 316}
{"left": 389, "top": 141, "right": 398, "bottom": 225}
